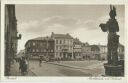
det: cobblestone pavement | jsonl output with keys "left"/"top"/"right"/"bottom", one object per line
{"left": 28, "top": 60, "right": 105, "bottom": 76}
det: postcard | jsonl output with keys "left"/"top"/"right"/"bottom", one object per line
{"left": 0, "top": 0, "right": 128, "bottom": 83}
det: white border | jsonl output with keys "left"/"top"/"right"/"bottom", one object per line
{"left": 1, "top": 0, "right": 128, "bottom": 82}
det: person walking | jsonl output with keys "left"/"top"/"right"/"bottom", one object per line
{"left": 39, "top": 57, "right": 43, "bottom": 67}
{"left": 20, "top": 57, "right": 28, "bottom": 75}
{"left": 24, "top": 58, "right": 28, "bottom": 75}
{"left": 19, "top": 57, "right": 22, "bottom": 72}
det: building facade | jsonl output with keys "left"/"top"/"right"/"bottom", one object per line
{"left": 51, "top": 32, "right": 74, "bottom": 60}
{"left": 98, "top": 45, "right": 107, "bottom": 60}
{"left": 97, "top": 44, "right": 124, "bottom": 60}
{"left": 25, "top": 33, "right": 85, "bottom": 61}
{"left": 90, "top": 45, "right": 100, "bottom": 60}
{"left": 82, "top": 43, "right": 101, "bottom": 60}
{"left": 25, "top": 37, "right": 55, "bottom": 61}
{"left": 81, "top": 42, "right": 92, "bottom": 60}
{"left": 118, "top": 44, "right": 124, "bottom": 60}
{"left": 25, "top": 32, "right": 124, "bottom": 61}
{"left": 5, "top": 5, "right": 21, "bottom": 76}
{"left": 73, "top": 38, "right": 82, "bottom": 60}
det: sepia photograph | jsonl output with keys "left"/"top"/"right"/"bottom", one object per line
{"left": 1, "top": 0, "right": 128, "bottom": 83}
{"left": 3, "top": 4, "right": 125, "bottom": 77}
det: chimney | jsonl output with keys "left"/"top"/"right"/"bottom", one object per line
{"left": 66, "top": 33, "right": 69, "bottom": 35}
{"left": 52, "top": 32, "right": 54, "bottom": 35}
{"left": 51, "top": 32, "right": 54, "bottom": 38}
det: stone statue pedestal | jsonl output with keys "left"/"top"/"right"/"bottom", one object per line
{"left": 104, "top": 63, "right": 123, "bottom": 76}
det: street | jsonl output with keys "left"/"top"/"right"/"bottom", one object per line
{"left": 10, "top": 60, "right": 105, "bottom": 76}
{"left": 28, "top": 60, "right": 105, "bottom": 76}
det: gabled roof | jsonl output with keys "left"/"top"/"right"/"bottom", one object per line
{"left": 97, "top": 45, "right": 107, "bottom": 47}
{"left": 31, "top": 37, "right": 54, "bottom": 41}
{"left": 51, "top": 32, "right": 73, "bottom": 39}
{"left": 73, "top": 38, "right": 82, "bottom": 44}
{"left": 82, "top": 42, "right": 89, "bottom": 46}
{"left": 90, "top": 45, "right": 100, "bottom": 51}
{"left": 25, "top": 37, "right": 54, "bottom": 47}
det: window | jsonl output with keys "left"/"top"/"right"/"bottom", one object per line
{"left": 64, "top": 40, "right": 65, "bottom": 44}
{"left": 36, "top": 49, "right": 39, "bottom": 52}
{"left": 58, "top": 46, "right": 60, "bottom": 50}
{"left": 56, "top": 40, "right": 58, "bottom": 44}
{"left": 41, "top": 49, "right": 43, "bottom": 52}
{"left": 40, "top": 43, "right": 42, "bottom": 46}
{"left": 70, "top": 40, "right": 72, "bottom": 45}
{"left": 60, "top": 40, "right": 62, "bottom": 44}
{"left": 33, "top": 42, "right": 36, "bottom": 46}
{"left": 65, "top": 40, "right": 67, "bottom": 44}
{"left": 33, "top": 49, "right": 35, "bottom": 52}
{"left": 69, "top": 47, "right": 70, "bottom": 50}
{"left": 56, "top": 46, "right": 58, "bottom": 50}
{"left": 68, "top": 40, "right": 69, "bottom": 44}
{"left": 51, "top": 50, "right": 53, "bottom": 52}
{"left": 44, "top": 49, "right": 46, "bottom": 52}
{"left": 69, "top": 40, "right": 71, "bottom": 44}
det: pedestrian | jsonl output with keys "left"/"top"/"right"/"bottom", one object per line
{"left": 39, "top": 57, "right": 42, "bottom": 67}
{"left": 24, "top": 58, "right": 28, "bottom": 75}
{"left": 19, "top": 57, "right": 22, "bottom": 72}
{"left": 20, "top": 57, "right": 28, "bottom": 75}
{"left": 21, "top": 57, "right": 25, "bottom": 75}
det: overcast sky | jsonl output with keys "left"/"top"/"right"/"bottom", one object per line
{"left": 15, "top": 5, "right": 125, "bottom": 52}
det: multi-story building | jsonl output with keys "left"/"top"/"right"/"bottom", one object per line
{"left": 98, "top": 45, "right": 107, "bottom": 60}
{"left": 5, "top": 5, "right": 21, "bottom": 76}
{"left": 25, "top": 37, "right": 54, "bottom": 61}
{"left": 90, "top": 45, "right": 100, "bottom": 60}
{"left": 82, "top": 43, "right": 100, "bottom": 60}
{"left": 118, "top": 44, "right": 124, "bottom": 60}
{"left": 25, "top": 32, "right": 124, "bottom": 61}
{"left": 51, "top": 32, "right": 73, "bottom": 60}
{"left": 81, "top": 42, "right": 91, "bottom": 60}
{"left": 73, "top": 38, "right": 82, "bottom": 60}
{"left": 97, "top": 43, "right": 124, "bottom": 60}
{"left": 90, "top": 44, "right": 124, "bottom": 60}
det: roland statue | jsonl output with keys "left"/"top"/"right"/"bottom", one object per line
{"left": 99, "top": 5, "right": 119, "bottom": 66}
